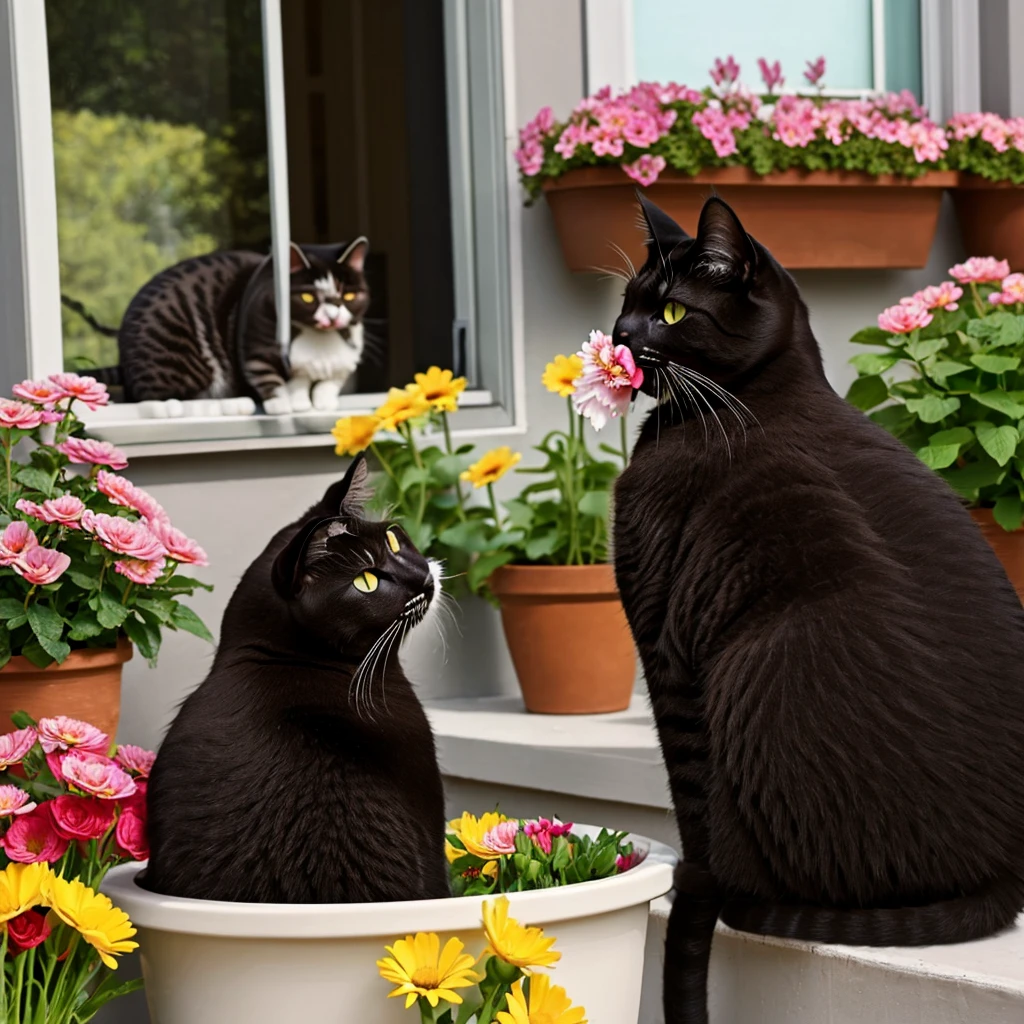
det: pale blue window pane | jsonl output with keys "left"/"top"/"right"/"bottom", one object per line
{"left": 886, "top": 0, "right": 922, "bottom": 96}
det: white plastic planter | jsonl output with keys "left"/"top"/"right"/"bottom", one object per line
{"left": 102, "top": 827, "right": 676, "bottom": 1024}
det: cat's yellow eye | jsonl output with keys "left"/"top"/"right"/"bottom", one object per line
{"left": 343, "top": 291, "right": 356, "bottom": 302}
{"left": 386, "top": 529, "right": 400, "bottom": 553}
{"left": 662, "top": 301, "right": 686, "bottom": 325}
{"left": 300, "top": 292, "right": 315, "bottom": 304}
{"left": 353, "top": 571, "right": 378, "bottom": 593}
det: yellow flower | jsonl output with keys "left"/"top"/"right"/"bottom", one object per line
{"left": 331, "top": 415, "right": 379, "bottom": 456}
{"left": 542, "top": 354, "right": 583, "bottom": 397}
{"left": 482, "top": 896, "right": 561, "bottom": 971}
{"left": 414, "top": 367, "right": 467, "bottom": 413}
{"left": 41, "top": 875, "right": 138, "bottom": 969}
{"left": 460, "top": 447, "right": 522, "bottom": 489}
{"left": 448, "top": 811, "right": 508, "bottom": 861}
{"left": 374, "top": 386, "right": 431, "bottom": 432}
{"left": 496, "top": 975, "right": 588, "bottom": 1024}
{"left": 0, "top": 863, "right": 49, "bottom": 924}
{"left": 377, "top": 932, "right": 479, "bottom": 1009}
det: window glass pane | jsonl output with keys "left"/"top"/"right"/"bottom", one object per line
{"left": 886, "top": 0, "right": 922, "bottom": 96}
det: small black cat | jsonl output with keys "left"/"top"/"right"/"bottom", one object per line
{"left": 144, "top": 454, "right": 449, "bottom": 903}
{"left": 612, "top": 193, "right": 1024, "bottom": 1023}
{"left": 78, "top": 239, "right": 370, "bottom": 412}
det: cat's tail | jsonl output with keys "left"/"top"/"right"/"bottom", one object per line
{"left": 60, "top": 295, "right": 120, "bottom": 338}
{"left": 663, "top": 862, "right": 722, "bottom": 1024}
{"left": 720, "top": 867, "right": 1024, "bottom": 946}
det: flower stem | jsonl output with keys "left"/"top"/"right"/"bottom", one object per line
{"left": 487, "top": 483, "right": 503, "bottom": 532}
{"left": 565, "top": 398, "right": 580, "bottom": 565}
{"left": 370, "top": 443, "right": 399, "bottom": 486}
{"left": 417, "top": 996, "right": 434, "bottom": 1024}
{"left": 402, "top": 424, "right": 429, "bottom": 529}
{"left": 3, "top": 434, "right": 11, "bottom": 508}
{"left": 971, "top": 282, "right": 985, "bottom": 317}
{"left": 442, "top": 413, "right": 467, "bottom": 521}
{"left": 23, "top": 585, "right": 35, "bottom": 611}
{"left": 121, "top": 582, "right": 133, "bottom": 606}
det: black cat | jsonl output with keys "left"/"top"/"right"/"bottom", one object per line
{"left": 612, "top": 193, "right": 1024, "bottom": 1023}
{"left": 145, "top": 455, "right": 449, "bottom": 903}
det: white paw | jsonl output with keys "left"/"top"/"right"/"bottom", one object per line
{"left": 289, "top": 390, "right": 313, "bottom": 413}
{"left": 311, "top": 388, "right": 339, "bottom": 411}
{"left": 231, "top": 397, "right": 257, "bottom": 416}
{"left": 164, "top": 399, "right": 184, "bottom": 418}
{"left": 138, "top": 401, "right": 168, "bottom": 420}
{"left": 263, "top": 395, "right": 292, "bottom": 416}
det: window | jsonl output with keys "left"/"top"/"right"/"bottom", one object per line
{"left": 3, "top": 0, "right": 518, "bottom": 451}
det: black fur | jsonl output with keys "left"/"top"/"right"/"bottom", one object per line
{"left": 145, "top": 455, "right": 449, "bottom": 903}
{"left": 612, "top": 194, "right": 1024, "bottom": 1023}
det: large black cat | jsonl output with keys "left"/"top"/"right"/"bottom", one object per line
{"left": 612, "top": 193, "right": 1024, "bottom": 1023}
{"left": 145, "top": 455, "right": 449, "bottom": 903}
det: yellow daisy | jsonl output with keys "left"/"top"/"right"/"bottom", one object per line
{"left": 376, "top": 932, "right": 479, "bottom": 1009}
{"left": 374, "top": 386, "right": 431, "bottom": 432}
{"left": 41, "top": 875, "right": 137, "bottom": 969}
{"left": 542, "top": 354, "right": 583, "bottom": 397}
{"left": 414, "top": 367, "right": 467, "bottom": 413}
{"left": 482, "top": 896, "right": 561, "bottom": 971}
{"left": 448, "top": 811, "right": 508, "bottom": 861}
{"left": 0, "top": 863, "right": 49, "bottom": 924}
{"left": 331, "top": 415, "right": 379, "bottom": 456}
{"left": 460, "top": 447, "right": 522, "bottom": 489}
{"left": 496, "top": 975, "right": 588, "bottom": 1024}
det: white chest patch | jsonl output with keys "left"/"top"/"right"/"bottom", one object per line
{"left": 288, "top": 324, "right": 364, "bottom": 383}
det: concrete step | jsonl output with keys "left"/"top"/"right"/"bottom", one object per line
{"left": 641, "top": 896, "right": 1024, "bottom": 1023}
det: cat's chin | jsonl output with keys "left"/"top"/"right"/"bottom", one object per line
{"left": 408, "top": 558, "right": 446, "bottom": 642}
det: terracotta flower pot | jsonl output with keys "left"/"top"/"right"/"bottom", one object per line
{"left": 951, "top": 175, "right": 1024, "bottom": 270}
{"left": 489, "top": 563, "right": 636, "bottom": 714}
{"left": 971, "top": 509, "right": 1024, "bottom": 603}
{"left": 0, "top": 640, "right": 132, "bottom": 738}
{"left": 542, "top": 166, "right": 958, "bottom": 272}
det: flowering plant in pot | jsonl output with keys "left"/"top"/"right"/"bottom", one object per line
{"left": 0, "top": 711, "right": 149, "bottom": 1022}
{"left": 845, "top": 256, "right": 1024, "bottom": 596}
{"left": 0, "top": 374, "right": 212, "bottom": 735}
{"left": 517, "top": 56, "right": 955, "bottom": 271}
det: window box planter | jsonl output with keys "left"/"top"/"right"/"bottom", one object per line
{"left": 102, "top": 826, "right": 677, "bottom": 1024}
{"left": 543, "top": 167, "right": 959, "bottom": 272}
{"left": 951, "top": 175, "right": 1024, "bottom": 270}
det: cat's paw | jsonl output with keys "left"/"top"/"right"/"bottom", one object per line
{"left": 263, "top": 395, "right": 292, "bottom": 416}
{"left": 164, "top": 399, "right": 184, "bottom": 418}
{"left": 311, "top": 385, "right": 340, "bottom": 411}
{"left": 138, "top": 400, "right": 169, "bottom": 419}
{"left": 221, "top": 397, "right": 257, "bottom": 417}
{"left": 289, "top": 389, "right": 313, "bottom": 413}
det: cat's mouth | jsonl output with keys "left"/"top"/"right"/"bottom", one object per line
{"left": 400, "top": 590, "right": 431, "bottom": 627}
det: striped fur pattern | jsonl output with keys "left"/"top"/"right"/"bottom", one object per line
{"left": 612, "top": 195, "right": 1024, "bottom": 1023}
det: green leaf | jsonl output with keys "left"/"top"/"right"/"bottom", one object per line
{"left": 905, "top": 395, "right": 961, "bottom": 423}
{"left": 93, "top": 592, "right": 129, "bottom": 630}
{"left": 0, "top": 599, "right": 25, "bottom": 620}
{"left": 849, "top": 326, "right": 892, "bottom": 346}
{"left": 134, "top": 596, "right": 175, "bottom": 623}
{"left": 467, "top": 550, "right": 515, "bottom": 592}
{"left": 26, "top": 605, "right": 69, "bottom": 664}
{"left": 399, "top": 466, "right": 431, "bottom": 491}
{"left": 845, "top": 375, "right": 889, "bottom": 411}
{"left": 170, "top": 604, "right": 214, "bottom": 643}
{"left": 916, "top": 444, "right": 961, "bottom": 470}
{"left": 502, "top": 499, "right": 535, "bottom": 531}
{"left": 925, "top": 360, "right": 972, "bottom": 382}
{"left": 968, "top": 313, "right": 1024, "bottom": 348}
{"left": 438, "top": 520, "right": 496, "bottom": 554}
{"left": 971, "top": 353, "right": 1022, "bottom": 374}
{"left": 432, "top": 454, "right": 472, "bottom": 487}
{"left": 994, "top": 494, "right": 1024, "bottom": 531}
{"left": 870, "top": 403, "right": 917, "bottom": 438}
{"left": 122, "top": 613, "right": 160, "bottom": 664}
{"left": 155, "top": 574, "right": 213, "bottom": 594}
{"left": 973, "top": 390, "right": 1024, "bottom": 419}
{"left": 67, "top": 570, "right": 101, "bottom": 591}
{"left": 67, "top": 609, "right": 104, "bottom": 641}
{"left": 849, "top": 352, "right": 899, "bottom": 375}
{"left": 14, "top": 467, "right": 53, "bottom": 495}
{"left": 928, "top": 427, "right": 974, "bottom": 448}
{"left": 0, "top": 626, "right": 10, "bottom": 671}
{"left": 5, "top": 614, "right": 26, "bottom": 631}
{"left": 904, "top": 338, "right": 948, "bottom": 361}
{"left": 976, "top": 423, "right": 1019, "bottom": 466}
{"left": 19, "top": 642, "right": 53, "bottom": 669}
{"left": 525, "top": 529, "right": 561, "bottom": 561}
{"left": 944, "top": 459, "right": 1007, "bottom": 499}
{"left": 577, "top": 490, "right": 610, "bottom": 518}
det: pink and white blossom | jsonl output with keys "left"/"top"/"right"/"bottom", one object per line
{"left": 481, "top": 820, "right": 519, "bottom": 855}
{"left": 878, "top": 301, "right": 933, "bottom": 334}
{"left": 59, "top": 751, "right": 136, "bottom": 800}
{"left": 902, "top": 282, "right": 963, "bottom": 311}
{"left": 623, "top": 154, "right": 667, "bottom": 187}
{"left": 81, "top": 511, "right": 165, "bottom": 561}
{"left": 47, "top": 373, "right": 109, "bottom": 410}
{"left": 710, "top": 56, "right": 740, "bottom": 89}
{"left": 115, "top": 744, "right": 156, "bottom": 779}
{"left": 0, "top": 400, "right": 43, "bottom": 431}
{"left": 38, "top": 716, "right": 110, "bottom": 756}
{"left": 148, "top": 519, "right": 208, "bottom": 566}
{"left": 114, "top": 557, "right": 166, "bottom": 586}
{"left": 949, "top": 257, "right": 1011, "bottom": 284}
{"left": 988, "top": 272, "right": 1024, "bottom": 305}
{"left": 17, "top": 494, "right": 86, "bottom": 529}
{"left": 804, "top": 56, "right": 826, "bottom": 87}
{"left": 13, "top": 546, "right": 71, "bottom": 586}
{"left": 0, "top": 786, "right": 35, "bottom": 817}
{"left": 572, "top": 330, "right": 644, "bottom": 430}
{"left": 0, "top": 522, "right": 38, "bottom": 566}
{"left": 57, "top": 438, "right": 128, "bottom": 470}
{"left": 96, "top": 471, "right": 167, "bottom": 521}
{"left": 524, "top": 818, "right": 573, "bottom": 855}
{"left": 0, "top": 728, "right": 37, "bottom": 770}
{"left": 757, "top": 57, "right": 784, "bottom": 93}
{"left": 12, "top": 380, "right": 63, "bottom": 407}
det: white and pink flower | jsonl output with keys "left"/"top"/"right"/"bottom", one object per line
{"left": 949, "top": 257, "right": 1011, "bottom": 285}
{"left": 59, "top": 751, "right": 136, "bottom": 800}
{"left": 0, "top": 727, "right": 37, "bottom": 770}
{"left": 114, "top": 557, "right": 166, "bottom": 586}
{"left": 878, "top": 301, "right": 933, "bottom": 335}
{"left": 481, "top": 820, "right": 519, "bottom": 855}
{"left": 38, "top": 716, "right": 111, "bottom": 756}
{"left": 0, "top": 785, "right": 35, "bottom": 817}
{"left": 623, "top": 154, "right": 667, "bottom": 187}
{"left": 12, "top": 380, "right": 63, "bottom": 407}
{"left": 115, "top": 744, "right": 156, "bottom": 779}
{"left": 902, "top": 282, "right": 963, "bottom": 312}
{"left": 16, "top": 494, "right": 86, "bottom": 529}
{"left": 523, "top": 818, "right": 574, "bottom": 855}
{"left": 0, "top": 522, "right": 38, "bottom": 566}
{"left": 57, "top": 438, "right": 128, "bottom": 470}
{"left": 96, "top": 471, "right": 167, "bottom": 521}
{"left": 0, "top": 400, "right": 44, "bottom": 432}
{"left": 47, "top": 373, "right": 109, "bottom": 410}
{"left": 988, "top": 272, "right": 1024, "bottom": 306}
{"left": 572, "top": 330, "right": 644, "bottom": 430}
{"left": 148, "top": 519, "right": 208, "bottom": 566}
{"left": 81, "top": 511, "right": 165, "bottom": 561}
{"left": 13, "top": 546, "right": 71, "bottom": 586}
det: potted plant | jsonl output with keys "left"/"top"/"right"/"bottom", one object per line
{"left": 518, "top": 56, "right": 956, "bottom": 271}
{"left": 947, "top": 113, "right": 1024, "bottom": 269}
{"left": 0, "top": 374, "right": 212, "bottom": 737}
{"left": 331, "top": 343, "right": 639, "bottom": 715}
{"left": 102, "top": 811, "right": 677, "bottom": 1024}
{"left": 0, "top": 711, "right": 149, "bottom": 1022}
{"left": 845, "top": 257, "right": 1024, "bottom": 597}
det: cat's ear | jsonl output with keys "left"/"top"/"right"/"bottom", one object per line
{"left": 320, "top": 453, "right": 372, "bottom": 516}
{"left": 289, "top": 244, "right": 311, "bottom": 274}
{"left": 690, "top": 196, "right": 756, "bottom": 285}
{"left": 338, "top": 237, "right": 368, "bottom": 274}
{"left": 636, "top": 191, "right": 690, "bottom": 260}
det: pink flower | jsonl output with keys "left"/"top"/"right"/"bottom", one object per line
{"left": 0, "top": 786, "right": 35, "bottom": 817}
{"left": 0, "top": 522, "right": 37, "bottom": 566}
{"left": 1, "top": 805, "right": 69, "bottom": 863}
{"left": 13, "top": 547, "right": 70, "bottom": 586}
{"left": 616, "top": 848, "right": 647, "bottom": 873}
{"left": 515, "top": 139, "right": 544, "bottom": 177}
{"left": 47, "top": 373, "right": 109, "bottom": 410}
{"left": 115, "top": 744, "right": 156, "bottom": 779}
{"left": 693, "top": 108, "right": 740, "bottom": 158}
{"left": 38, "top": 717, "right": 110, "bottom": 756}
{"left": 114, "top": 558, "right": 166, "bottom": 586}
{"left": 804, "top": 57, "right": 826, "bottom": 86}
{"left": 17, "top": 494, "right": 86, "bottom": 529}
{"left": 758, "top": 58, "right": 784, "bottom": 93}
{"left": 989, "top": 272, "right": 1024, "bottom": 306}
{"left": 39, "top": 410, "right": 64, "bottom": 424}
{"left": 60, "top": 751, "right": 136, "bottom": 800}
{"left": 115, "top": 805, "right": 148, "bottom": 861}
{"left": 96, "top": 471, "right": 166, "bottom": 521}
{"left": 903, "top": 282, "right": 963, "bottom": 312}
{"left": 0, "top": 400, "right": 43, "bottom": 431}
{"left": 949, "top": 257, "right": 1011, "bottom": 284}
{"left": 7, "top": 910, "right": 51, "bottom": 954}
{"left": 120, "top": 778, "right": 147, "bottom": 815}
{"left": 148, "top": 519, "right": 208, "bottom": 566}
{"left": 57, "top": 438, "right": 128, "bottom": 470}
{"left": 82, "top": 512, "right": 165, "bottom": 561}
{"left": 0, "top": 728, "right": 37, "bottom": 770}
{"left": 710, "top": 55, "right": 740, "bottom": 88}
{"left": 482, "top": 820, "right": 519, "bottom": 855}
{"left": 13, "top": 499, "right": 45, "bottom": 521}
{"left": 623, "top": 154, "right": 667, "bottom": 187}
{"left": 49, "top": 795, "right": 115, "bottom": 840}
{"left": 572, "top": 330, "right": 644, "bottom": 430}
{"left": 878, "top": 301, "right": 933, "bottom": 334}
{"left": 11, "top": 380, "right": 62, "bottom": 407}
{"left": 524, "top": 818, "right": 574, "bottom": 855}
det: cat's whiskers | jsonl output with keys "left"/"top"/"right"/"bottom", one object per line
{"left": 667, "top": 365, "right": 731, "bottom": 462}
{"left": 673, "top": 364, "right": 761, "bottom": 435}
{"left": 349, "top": 618, "right": 402, "bottom": 722}
{"left": 591, "top": 264, "right": 633, "bottom": 284}
{"left": 608, "top": 241, "right": 637, "bottom": 281}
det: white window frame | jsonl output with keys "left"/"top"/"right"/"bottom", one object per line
{"left": 0, "top": 0, "right": 525, "bottom": 457}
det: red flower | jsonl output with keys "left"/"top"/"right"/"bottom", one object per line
{"left": 6, "top": 910, "right": 50, "bottom": 954}
{"left": 115, "top": 806, "right": 148, "bottom": 861}
{"left": 1, "top": 805, "right": 69, "bottom": 864}
{"left": 49, "top": 795, "right": 116, "bottom": 841}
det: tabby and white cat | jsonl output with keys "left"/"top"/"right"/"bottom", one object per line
{"left": 87, "top": 239, "right": 369, "bottom": 416}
